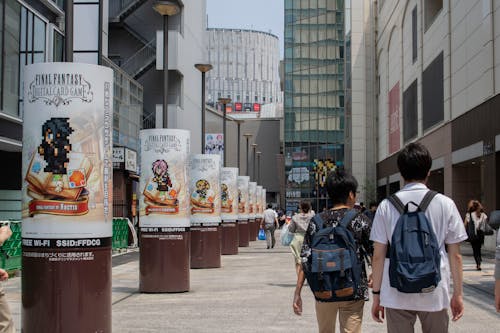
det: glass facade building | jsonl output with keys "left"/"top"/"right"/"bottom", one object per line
{"left": 284, "top": 0, "right": 346, "bottom": 213}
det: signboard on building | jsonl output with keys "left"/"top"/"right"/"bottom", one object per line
{"left": 113, "top": 147, "right": 124, "bottom": 169}
{"left": 204, "top": 133, "right": 224, "bottom": 158}
{"left": 124, "top": 148, "right": 137, "bottom": 173}
{"left": 21, "top": 62, "right": 113, "bottom": 240}
{"left": 388, "top": 82, "right": 400, "bottom": 154}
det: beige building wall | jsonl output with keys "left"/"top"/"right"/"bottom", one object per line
{"left": 350, "top": 0, "right": 377, "bottom": 203}
{"left": 375, "top": 0, "right": 499, "bottom": 164}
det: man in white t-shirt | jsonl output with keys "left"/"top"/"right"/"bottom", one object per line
{"left": 261, "top": 204, "right": 279, "bottom": 249}
{"left": 370, "top": 143, "right": 467, "bottom": 333}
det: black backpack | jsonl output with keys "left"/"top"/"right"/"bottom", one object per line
{"left": 305, "top": 209, "right": 362, "bottom": 301}
{"left": 465, "top": 212, "right": 478, "bottom": 242}
{"left": 387, "top": 191, "right": 441, "bottom": 293}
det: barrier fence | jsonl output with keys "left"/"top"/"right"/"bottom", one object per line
{"left": 0, "top": 219, "right": 130, "bottom": 272}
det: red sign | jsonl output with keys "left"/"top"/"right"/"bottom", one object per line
{"left": 235, "top": 102, "right": 242, "bottom": 111}
{"left": 388, "top": 82, "right": 400, "bottom": 154}
{"left": 253, "top": 103, "right": 261, "bottom": 112}
{"left": 226, "top": 104, "right": 232, "bottom": 113}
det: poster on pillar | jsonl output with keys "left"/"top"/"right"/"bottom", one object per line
{"left": 204, "top": 133, "right": 224, "bottom": 160}
{"left": 237, "top": 176, "right": 250, "bottom": 221}
{"left": 189, "top": 154, "right": 221, "bottom": 226}
{"left": 221, "top": 168, "right": 239, "bottom": 222}
{"left": 248, "top": 182, "right": 257, "bottom": 220}
{"left": 256, "top": 186, "right": 263, "bottom": 218}
{"left": 139, "top": 129, "right": 190, "bottom": 229}
{"left": 21, "top": 62, "right": 113, "bottom": 243}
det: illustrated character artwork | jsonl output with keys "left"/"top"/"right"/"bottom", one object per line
{"left": 151, "top": 159, "right": 172, "bottom": 193}
{"left": 143, "top": 159, "right": 178, "bottom": 207}
{"left": 221, "top": 183, "right": 233, "bottom": 213}
{"left": 25, "top": 117, "right": 92, "bottom": 216}
{"left": 38, "top": 117, "right": 74, "bottom": 174}
{"left": 191, "top": 179, "right": 214, "bottom": 209}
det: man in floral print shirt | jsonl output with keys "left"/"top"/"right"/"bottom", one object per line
{"left": 293, "top": 169, "right": 373, "bottom": 333}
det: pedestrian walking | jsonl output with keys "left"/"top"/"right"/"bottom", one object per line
{"left": 261, "top": 204, "right": 279, "bottom": 249}
{"left": 363, "top": 202, "right": 378, "bottom": 222}
{"left": 464, "top": 200, "right": 488, "bottom": 270}
{"left": 495, "top": 227, "right": 500, "bottom": 312}
{"left": 0, "top": 225, "right": 15, "bottom": 333}
{"left": 370, "top": 142, "right": 467, "bottom": 333}
{"left": 495, "top": 224, "right": 500, "bottom": 313}
{"left": 288, "top": 200, "right": 314, "bottom": 277}
{"left": 293, "top": 169, "right": 373, "bottom": 333}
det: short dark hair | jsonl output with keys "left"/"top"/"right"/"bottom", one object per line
{"left": 326, "top": 168, "right": 358, "bottom": 206}
{"left": 267, "top": 204, "right": 272, "bottom": 209}
{"left": 397, "top": 142, "right": 432, "bottom": 181}
{"left": 299, "top": 200, "right": 311, "bottom": 213}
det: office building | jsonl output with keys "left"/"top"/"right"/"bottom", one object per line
{"left": 374, "top": 0, "right": 500, "bottom": 251}
{"left": 284, "top": 0, "right": 347, "bottom": 212}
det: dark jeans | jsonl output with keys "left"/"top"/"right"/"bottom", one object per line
{"left": 471, "top": 240, "right": 482, "bottom": 267}
{"left": 264, "top": 224, "right": 276, "bottom": 248}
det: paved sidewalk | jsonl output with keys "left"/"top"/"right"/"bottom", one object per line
{"left": 3, "top": 238, "right": 500, "bottom": 332}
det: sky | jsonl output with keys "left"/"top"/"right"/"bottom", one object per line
{"left": 206, "top": 0, "right": 284, "bottom": 56}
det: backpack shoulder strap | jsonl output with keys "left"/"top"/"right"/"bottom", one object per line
{"left": 419, "top": 190, "right": 437, "bottom": 212}
{"left": 340, "top": 209, "right": 358, "bottom": 228}
{"left": 387, "top": 194, "right": 405, "bottom": 214}
{"left": 313, "top": 214, "right": 325, "bottom": 230}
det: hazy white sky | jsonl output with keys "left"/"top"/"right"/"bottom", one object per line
{"left": 206, "top": 0, "right": 284, "bottom": 56}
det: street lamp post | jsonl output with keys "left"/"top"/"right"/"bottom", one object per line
{"left": 243, "top": 133, "right": 252, "bottom": 176}
{"left": 153, "top": 1, "right": 180, "bottom": 128}
{"left": 218, "top": 97, "right": 231, "bottom": 166}
{"left": 251, "top": 143, "right": 257, "bottom": 181}
{"left": 256, "top": 151, "right": 261, "bottom": 184}
{"left": 195, "top": 64, "right": 213, "bottom": 151}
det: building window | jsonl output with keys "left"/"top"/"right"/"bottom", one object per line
{"left": 53, "top": 29, "right": 64, "bottom": 62}
{"left": 412, "top": 6, "right": 417, "bottom": 63}
{"left": 422, "top": 52, "right": 443, "bottom": 131}
{"left": 19, "top": 6, "right": 48, "bottom": 116}
{"left": 255, "top": 95, "right": 258, "bottom": 102}
{"left": 424, "top": 0, "right": 442, "bottom": 31}
{"left": 2, "top": 0, "right": 21, "bottom": 117}
{"left": 403, "top": 80, "right": 418, "bottom": 142}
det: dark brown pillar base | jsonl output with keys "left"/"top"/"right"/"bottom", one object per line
{"left": 248, "top": 219, "right": 256, "bottom": 241}
{"left": 221, "top": 222, "right": 239, "bottom": 255}
{"left": 140, "top": 229, "right": 190, "bottom": 292}
{"left": 190, "top": 225, "right": 221, "bottom": 268}
{"left": 238, "top": 219, "right": 250, "bottom": 247}
{"left": 22, "top": 244, "right": 112, "bottom": 333}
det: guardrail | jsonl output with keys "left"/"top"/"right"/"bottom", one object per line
{"left": 0, "top": 219, "right": 132, "bottom": 272}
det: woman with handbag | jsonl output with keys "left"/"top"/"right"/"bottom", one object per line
{"left": 464, "top": 200, "right": 489, "bottom": 270}
{"left": 288, "top": 201, "right": 314, "bottom": 276}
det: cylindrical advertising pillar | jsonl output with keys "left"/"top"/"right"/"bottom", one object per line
{"left": 255, "top": 185, "right": 263, "bottom": 237}
{"left": 189, "top": 154, "right": 222, "bottom": 268}
{"left": 248, "top": 182, "right": 257, "bottom": 241}
{"left": 237, "top": 176, "right": 250, "bottom": 247}
{"left": 22, "top": 62, "right": 113, "bottom": 333}
{"left": 220, "top": 168, "right": 239, "bottom": 255}
{"left": 139, "top": 129, "right": 191, "bottom": 292}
